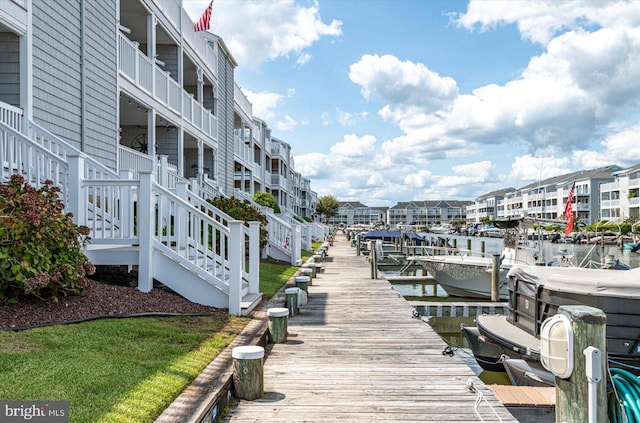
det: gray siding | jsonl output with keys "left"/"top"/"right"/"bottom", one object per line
{"left": 217, "top": 45, "right": 234, "bottom": 194}
{"left": 83, "top": 0, "right": 118, "bottom": 169}
{"left": 32, "top": 0, "right": 118, "bottom": 169}
{"left": 32, "top": 0, "right": 82, "bottom": 149}
{"left": 0, "top": 32, "right": 20, "bottom": 107}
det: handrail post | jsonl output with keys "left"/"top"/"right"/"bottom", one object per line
{"left": 67, "top": 154, "right": 85, "bottom": 226}
{"left": 228, "top": 220, "right": 243, "bottom": 316}
{"left": 248, "top": 221, "right": 260, "bottom": 294}
{"left": 137, "top": 171, "right": 154, "bottom": 292}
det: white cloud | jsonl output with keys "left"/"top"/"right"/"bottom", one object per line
{"left": 274, "top": 115, "right": 297, "bottom": 131}
{"left": 241, "top": 89, "right": 282, "bottom": 122}
{"left": 336, "top": 109, "right": 368, "bottom": 127}
{"left": 296, "top": 53, "right": 312, "bottom": 66}
{"left": 198, "top": 0, "right": 342, "bottom": 68}
{"left": 507, "top": 154, "right": 571, "bottom": 182}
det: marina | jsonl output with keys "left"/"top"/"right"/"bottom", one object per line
{"left": 221, "top": 232, "right": 518, "bottom": 422}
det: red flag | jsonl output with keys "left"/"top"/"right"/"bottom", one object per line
{"left": 194, "top": 1, "right": 213, "bottom": 32}
{"left": 563, "top": 182, "right": 575, "bottom": 235}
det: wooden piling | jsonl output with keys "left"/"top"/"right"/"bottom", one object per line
{"left": 295, "top": 275, "right": 310, "bottom": 292}
{"left": 267, "top": 308, "right": 289, "bottom": 344}
{"left": 285, "top": 287, "right": 299, "bottom": 316}
{"left": 491, "top": 254, "right": 500, "bottom": 302}
{"left": 232, "top": 346, "right": 264, "bottom": 400}
{"left": 554, "top": 305, "right": 607, "bottom": 423}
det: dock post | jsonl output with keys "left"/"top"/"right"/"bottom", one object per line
{"left": 491, "top": 254, "right": 500, "bottom": 302}
{"left": 285, "top": 287, "right": 299, "bottom": 316}
{"left": 554, "top": 305, "right": 607, "bottom": 423}
{"left": 370, "top": 240, "right": 378, "bottom": 279}
{"left": 452, "top": 239, "right": 457, "bottom": 250}
{"left": 232, "top": 346, "right": 264, "bottom": 400}
{"left": 295, "top": 275, "right": 310, "bottom": 293}
{"left": 466, "top": 239, "right": 471, "bottom": 251}
{"left": 267, "top": 308, "right": 289, "bottom": 344}
{"left": 480, "top": 241, "right": 485, "bottom": 257}
{"left": 356, "top": 235, "right": 361, "bottom": 256}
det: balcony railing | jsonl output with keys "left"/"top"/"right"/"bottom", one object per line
{"left": 0, "top": 102, "right": 23, "bottom": 133}
{"left": 118, "top": 32, "right": 218, "bottom": 142}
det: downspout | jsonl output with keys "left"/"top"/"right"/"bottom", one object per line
{"left": 80, "top": 0, "right": 86, "bottom": 151}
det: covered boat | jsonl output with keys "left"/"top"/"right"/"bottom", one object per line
{"left": 468, "top": 266, "right": 640, "bottom": 382}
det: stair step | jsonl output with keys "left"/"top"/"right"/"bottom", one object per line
{"left": 240, "top": 292, "right": 263, "bottom": 316}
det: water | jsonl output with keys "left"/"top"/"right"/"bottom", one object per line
{"left": 389, "top": 237, "right": 640, "bottom": 384}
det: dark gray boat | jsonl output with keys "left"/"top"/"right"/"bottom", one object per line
{"left": 506, "top": 265, "right": 640, "bottom": 365}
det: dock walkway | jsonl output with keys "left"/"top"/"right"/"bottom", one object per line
{"left": 223, "top": 233, "right": 517, "bottom": 422}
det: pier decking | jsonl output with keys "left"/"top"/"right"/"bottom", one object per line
{"left": 223, "top": 233, "right": 517, "bottom": 422}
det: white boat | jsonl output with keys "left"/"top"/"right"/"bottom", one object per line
{"left": 407, "top": 218, "right": 539, "bottom": 300}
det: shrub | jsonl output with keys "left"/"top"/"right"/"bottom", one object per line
{"left": 253, "top": 192, "right": 281, "bottom": 213}
{"left": 207, "top": 197, "right": 269, "bottom": 248}
{"left": 0, "top": 175, "right": 95, "bottom": 302}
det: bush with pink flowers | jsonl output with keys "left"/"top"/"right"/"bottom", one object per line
{"left": 0, "top": 174, "right": 94, "bottom": 303}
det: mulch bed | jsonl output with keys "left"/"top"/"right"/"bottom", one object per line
{"left": 0, "top": 277, "right": 225, "bottom": 331}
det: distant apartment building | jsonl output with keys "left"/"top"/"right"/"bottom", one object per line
{"left": 327, "top": 202, "right": 388, "bottom": 227}
{"left": 389, "top": 200, "right": 471, "bottom": 228}
{"left": 467, "top": 166, "right": 621, "bottom": 226}
{"left": 600, "top": 164, "right": 640, "bottom": 220}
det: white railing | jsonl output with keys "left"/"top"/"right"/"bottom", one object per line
{"left": 118, "top": 32, "right": 218, "bottom": 140}
{"left": 0, "top": 102, "right": 23, "bottom": 133}
{"left": 30, "top": 122, "right": 117, "bottom": 180}
{"left": 0, "top": 122, "right": 68, "bottom": 194}
{"left": 234, "top": 82, "right": 253, "bottom": 118}
{"left": 119, "top": 145, "right": 154, "bottom": 174}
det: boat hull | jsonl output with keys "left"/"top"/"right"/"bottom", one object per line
{"left": 503, "top": 358, "right": 554, "bottom": 387}
{"left": 419, "top": 258, "right": 509, "bottom": 300}
{"left": 461, "top": 325, "right": 509, "bottom": 372}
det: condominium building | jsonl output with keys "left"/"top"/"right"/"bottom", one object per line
{"left": 600, "top": 164, "right": 640, "bottom": 220}
{"left": 0, "top": 0, "right": 323, "bottom": 314}
{"left": 467, "top": 165, "right": 621, "bottom": 226}
{"left": 389, "top": 200, "right": 471, "bottom": 228}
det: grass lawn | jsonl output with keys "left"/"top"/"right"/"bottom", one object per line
{"left": 0, "top": 245, "right": 320, "bottom": 422}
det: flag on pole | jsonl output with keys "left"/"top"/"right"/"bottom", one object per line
{"left": 194, "top": 1, "right": 213, "bottom": 32}
{"left": 563, "top": 182, "right": 575, "bottom": 235}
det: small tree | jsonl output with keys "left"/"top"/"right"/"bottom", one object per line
{"left": 253, "top": 192, "right": 281, "bottom": 213}
{"left": 316, "top": 195, "right": 339, "bottom": 221}
{"left": 0, "top": 175, "right": 95, "bottom": 302}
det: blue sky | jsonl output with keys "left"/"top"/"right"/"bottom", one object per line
{"left": 184, "top": 0, "right": 640, "bottom": 207}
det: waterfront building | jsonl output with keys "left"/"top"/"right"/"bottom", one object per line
{"left": 389, "top": 200, "right": 471, "bottom": 228}
{"left": 468, "top": 165, "right": 621, "bottom": 226}
{"left": 600, "top": 164, "right": 640, "bottom": 221}
{"left": 0, "top": 0, "right": 323, "bottom": 314}
{"left": 466, "top": 188, "right": 515, "bottom": 224}
{"left": 327, "top": 201, "right": 385, "bottom": 227}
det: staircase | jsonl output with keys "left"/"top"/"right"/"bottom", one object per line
{"left": 0, "top": 109, "right": 261, "bottom": 315}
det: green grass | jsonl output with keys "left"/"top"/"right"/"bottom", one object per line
{"left": 0, "top": 247, "right": 318, "bottom": 422}
{"left": 259, "top": 245, "right": 317, "bottom": 298}
{"left": 0, "top": 315, "right": 248, "bottom": 423}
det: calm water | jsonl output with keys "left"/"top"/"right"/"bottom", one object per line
{"left": 388, "top": 236, "right": 640, "bottom": 383}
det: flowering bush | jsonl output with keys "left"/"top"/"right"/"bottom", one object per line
{"left": 0, "top": 174, "right": 95, "bottom": 302}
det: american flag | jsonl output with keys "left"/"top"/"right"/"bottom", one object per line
{"left": 563, "top": 182, "right": 575, "bottom": 235}
{"left": 194, "top": 1, "right": 213, "bottom": 32}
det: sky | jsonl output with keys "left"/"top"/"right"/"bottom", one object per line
{"left": 184, "top": 0, "right": 640, "bottom": 207}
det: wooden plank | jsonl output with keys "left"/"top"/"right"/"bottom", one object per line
{"left": 222, "top": 233, "right": 519, "bottom": 422}
{"left": 490, "top": 385, "right": 556, "bottom": 406}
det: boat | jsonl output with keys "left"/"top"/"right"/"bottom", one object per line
{"left": 461, "top": 325, "right": 526, "bottom": 372}
{"left": 467, "top": 265, "right": 640, "bottom": 381}
{"left": 502, "top": 358, "right": 555, "bottom": 387}
{"left": 407, "top": 217, "right": 539, "bottom": 300}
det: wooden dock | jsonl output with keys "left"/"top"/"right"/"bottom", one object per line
{"left": 223, "top": 233, "right": 518, "bottom": 422}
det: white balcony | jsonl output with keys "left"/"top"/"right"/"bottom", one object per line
{"left": 118, "top": 32, "right": 218, "bottom": 142}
